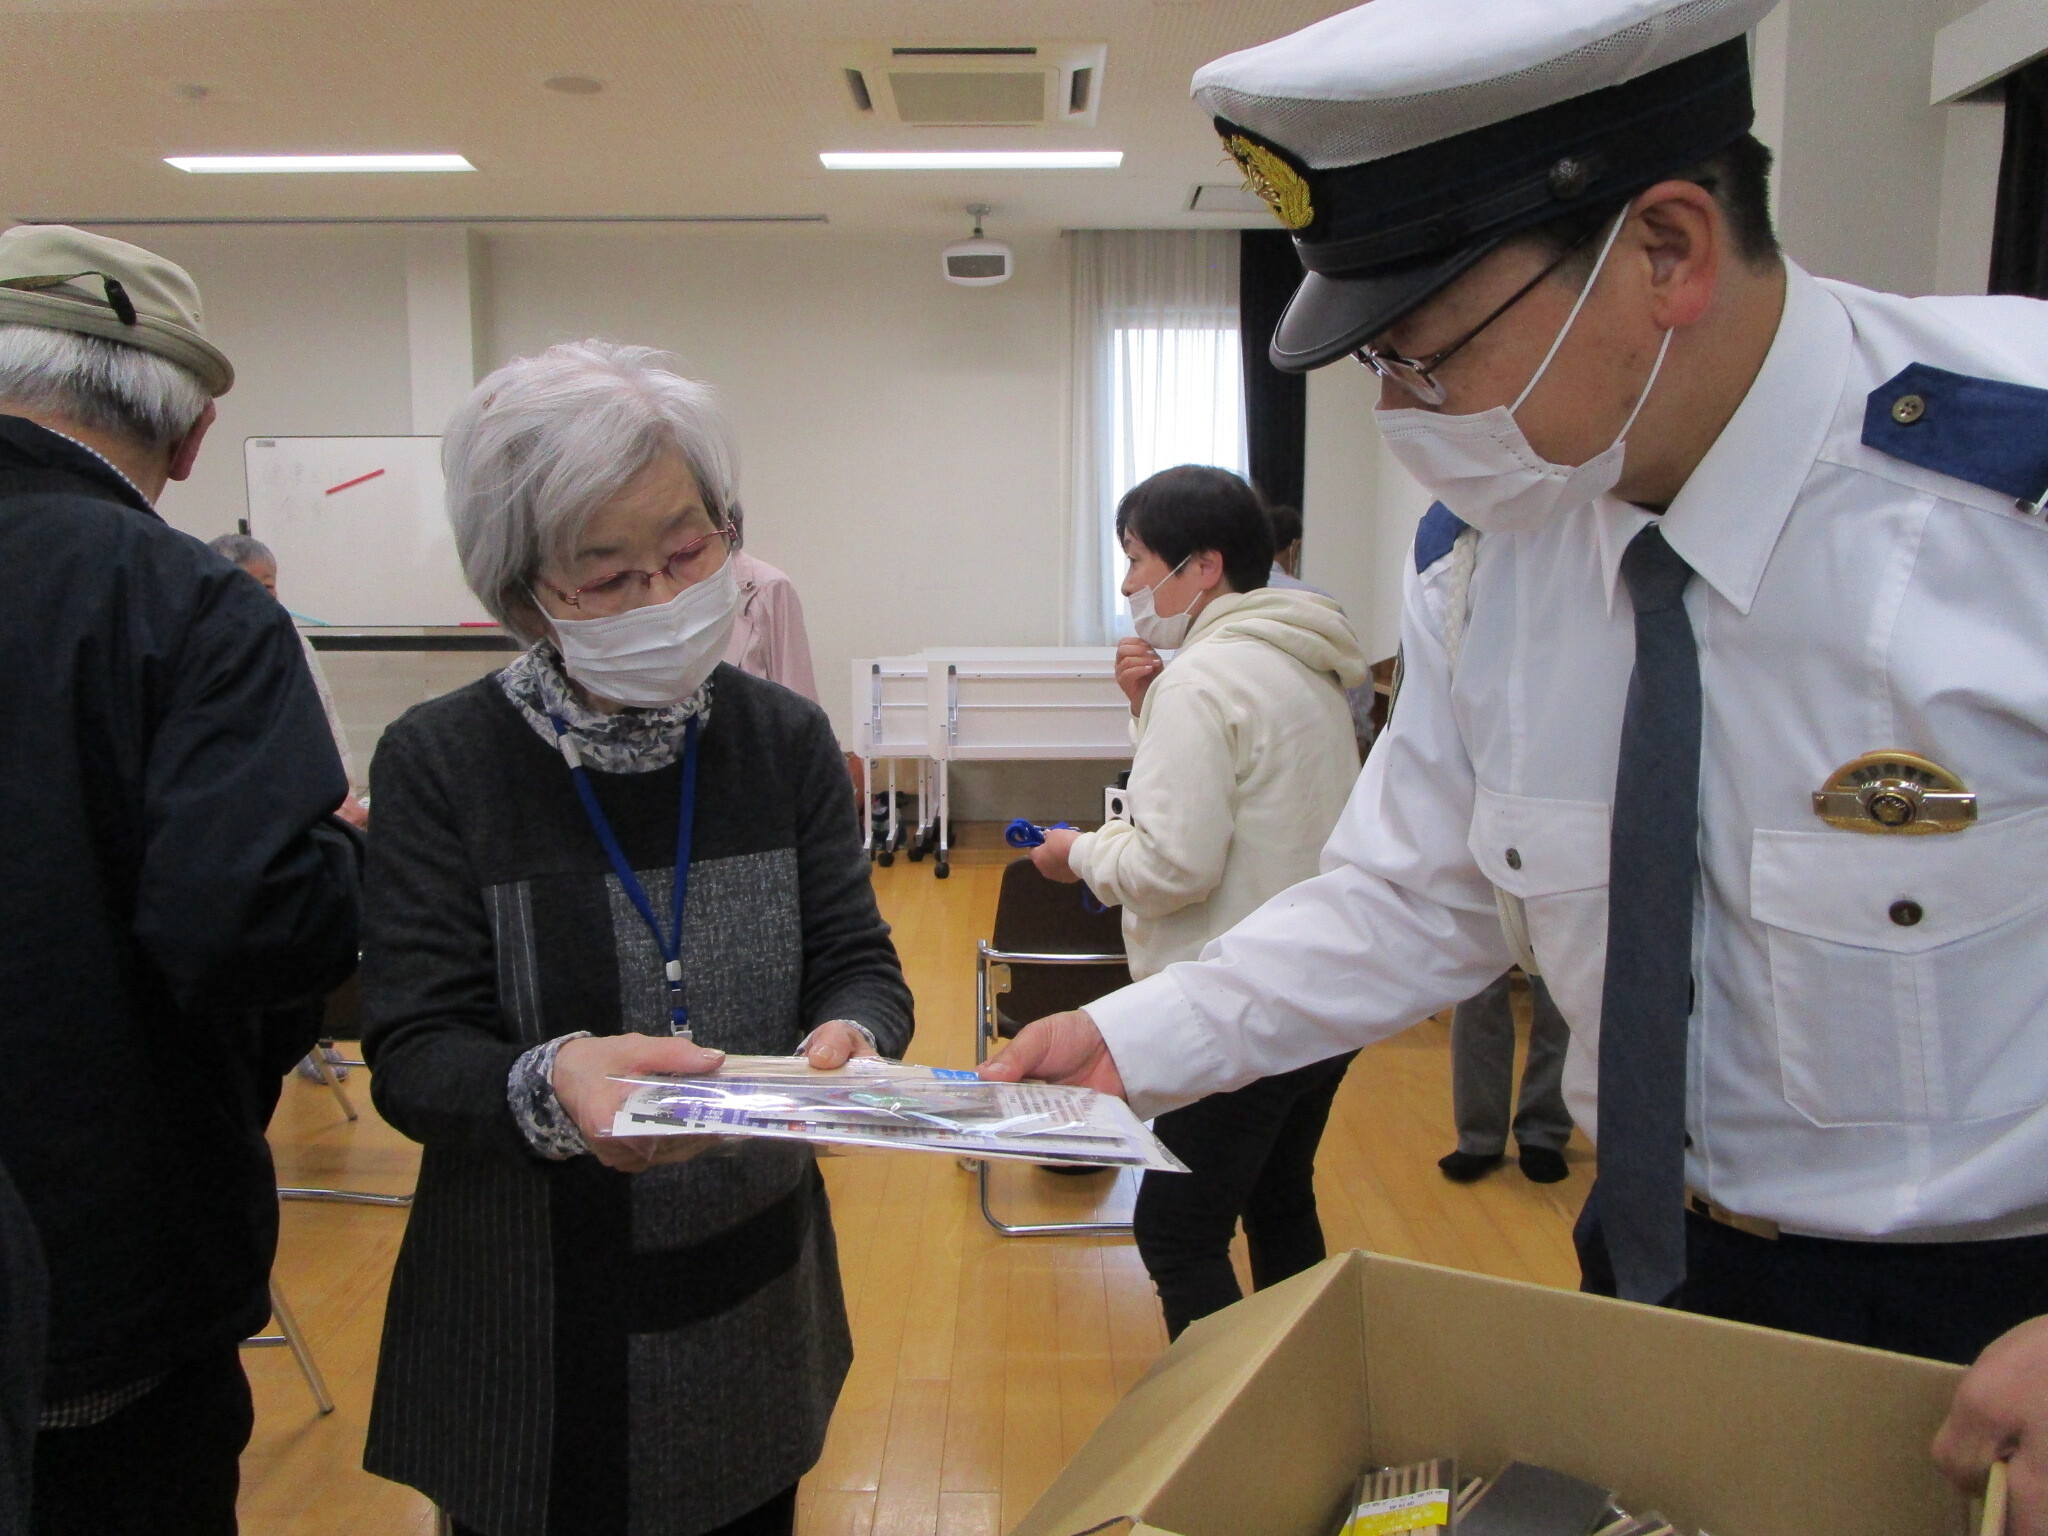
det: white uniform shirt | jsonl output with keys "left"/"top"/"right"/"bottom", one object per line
{"left": 1089, "top": 264, "right": 2048, "bottom": 1243}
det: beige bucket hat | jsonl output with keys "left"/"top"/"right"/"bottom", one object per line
{"left": 0, "top": 224, "right": 233, "bottom": 395}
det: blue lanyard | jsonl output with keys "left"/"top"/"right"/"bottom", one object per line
{"left": 550, "top": 715, "right": 702, "bottom": 1039}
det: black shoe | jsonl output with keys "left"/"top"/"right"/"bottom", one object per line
{"left": 1437, "top": 1150, "right": 1504, "bottom": 1183}
{"left": 1518, "top": 1146, "right": 1569, "bottom": 1184}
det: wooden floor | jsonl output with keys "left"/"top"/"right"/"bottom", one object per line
{"left": 247, "top": 844, "right": 1591, "bottom": 1535}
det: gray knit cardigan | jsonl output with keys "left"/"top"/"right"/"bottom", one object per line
{"left": 359, "top": 664, "right": 912, "bottom": 1536}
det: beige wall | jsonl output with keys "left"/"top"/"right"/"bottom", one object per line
{"left": 1771, "top": 0, "right": 1953, "bottom": 296}
{"left": 1301, "top": 356, "right": 1426, "bottom": 667}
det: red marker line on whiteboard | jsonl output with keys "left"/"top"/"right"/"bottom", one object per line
{"left": 325, "top": 468, "right": 385, "bottom": 495}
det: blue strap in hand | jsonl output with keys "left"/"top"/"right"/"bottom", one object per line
{"left": 1004, "top": 818, "right": 1110, "bottom": 914}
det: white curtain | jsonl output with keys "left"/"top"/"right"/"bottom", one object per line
{"left": 1067, "top": 230, "right": 1246, "bottom": 644}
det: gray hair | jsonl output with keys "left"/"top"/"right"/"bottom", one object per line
{"left": 443, "top": 340, "right": 738, "bottom": 642}
{"left": 206, "top": 532, "right": 274, "bottom": 567}
{"left": 0, "top": 324, "right": 210, "bottom": 451}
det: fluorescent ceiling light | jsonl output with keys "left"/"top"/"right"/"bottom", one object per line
{"left": 165, "top": 154, "right": 475, "bottom": 174}
{"left": 819, "top": 150, "right": 1121, "bottom": 170}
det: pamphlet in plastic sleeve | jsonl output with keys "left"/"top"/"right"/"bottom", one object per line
{"left": 607, "top": 1056, "right": 1189, "bottom": 1173}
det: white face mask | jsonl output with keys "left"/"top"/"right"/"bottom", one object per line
{"left": 1125, "top": 555, "right": 1197, "bottom": 649}
{"left": 1372, "top": 214, "right": 1673, "bottom": 535}
{"left": 548, "top": 560, "right": 739, "bottom": 708}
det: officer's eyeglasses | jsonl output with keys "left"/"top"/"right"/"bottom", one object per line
{"left": 1354, "top": 223, "right": 1604, "bottom": 407}
{"left": 538, "top": 522, "right": 733, "bottom": 615}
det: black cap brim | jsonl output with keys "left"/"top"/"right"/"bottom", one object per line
{"left": 1269, "top": 236, "right": 1506, "bottom": 374}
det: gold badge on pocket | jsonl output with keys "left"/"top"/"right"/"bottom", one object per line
{"left": 1812, "top": 750, "right": 1976, "bottom": 834}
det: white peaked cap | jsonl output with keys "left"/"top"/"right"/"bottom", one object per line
{"left": 1195, "top": 0, "right": 1780, "bottom": 171}
{"left": 1191, "top": 0, "right": 1782, "bottom": 372}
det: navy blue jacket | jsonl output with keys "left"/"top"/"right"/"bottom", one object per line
{"left": 0, "top": 415, "right": 362, "bottom": 1398}
{"left": 0, "top": 1156, "right": 42, "bottom": 1535}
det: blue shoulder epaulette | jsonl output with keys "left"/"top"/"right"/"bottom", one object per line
{"left": 1413, "top": 501, "right": 1469, "bottom": 572}
{"left": 1862, "top": 363, "right": 2048, "bottom": 507}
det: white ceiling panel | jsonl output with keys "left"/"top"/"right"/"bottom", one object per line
{"left": 2, "top": 0, "right": 1329, "bottom": 234}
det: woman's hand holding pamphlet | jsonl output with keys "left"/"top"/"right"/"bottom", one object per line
{"left": 606, "top": 1055, "right": 1187, "bottom": 1172}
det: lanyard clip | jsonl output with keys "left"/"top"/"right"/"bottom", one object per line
{"left": 664, "top": 959, "right": 682, "bottom": 984}
{"left": 546, "top": 716, "right": 585, "bottom": 770}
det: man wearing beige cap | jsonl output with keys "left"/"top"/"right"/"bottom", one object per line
{"left": 0, "top": 225, "right": 362, "bottom": 1534}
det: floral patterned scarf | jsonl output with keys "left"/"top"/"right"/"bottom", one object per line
{"left": 496, "top": 642, "right": 711, "bottom": 774}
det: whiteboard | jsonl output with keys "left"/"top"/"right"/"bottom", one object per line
{"left": 244, "top": 436, "right": 491, "bottom": 627}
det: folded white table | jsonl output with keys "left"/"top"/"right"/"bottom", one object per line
{"left": 920, "top": 647, "right": 1133, "bottom": 878}
{"left": 851, "top": 648, "right": 1134, "bottom": 877}
{"left": 849, "top": 655, "right": 937, "bottom": 866}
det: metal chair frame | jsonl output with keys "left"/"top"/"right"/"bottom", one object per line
{"left": 282, "top": 1038, "right": 415, "bottom": 1208}
{"left": 242, "top": 1276, "right": 334, "bottom": 1415}
{"left": 303, "top": 1036, "right": 359, "bottom": 1121}
{"left": 974, "top": 939, "right": 1135, "bottom": 1238}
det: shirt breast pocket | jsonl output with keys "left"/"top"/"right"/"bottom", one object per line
{"left": 1751, "top": 806, "right": 2048, "bottom": 1128}
{"left": 1468, "top": 787, "right": 1610, "bottom": 1036}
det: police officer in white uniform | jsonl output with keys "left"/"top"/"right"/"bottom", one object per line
{"left": 985, "top": 0, "right": 2048, "bottom": 1421}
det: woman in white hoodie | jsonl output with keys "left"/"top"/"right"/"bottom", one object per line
{"left": 1033, "top": 465, "right": 1367, "bottom": 1337}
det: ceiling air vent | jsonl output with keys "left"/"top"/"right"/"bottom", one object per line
{"left": 836, "top": 43, "right": 1106, "bottom": 128}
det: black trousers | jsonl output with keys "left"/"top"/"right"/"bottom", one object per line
{"left": 453, "top": 1483, "right": 796, "bottom": 1536}
{"left": 1135, "top": 1052, "right": 1358, "bottom": 1339}
{"left": 1578, "top": 1204, "right": 2048, "bottom": 1366}
{"left": 32, "top": 1347, "right": 252, "bottom": 1536}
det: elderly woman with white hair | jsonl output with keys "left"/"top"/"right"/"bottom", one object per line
{"left": 359, "top": 341, "right": 912, "bottom": 1536}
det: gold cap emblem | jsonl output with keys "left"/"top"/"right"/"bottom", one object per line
{"left": 1813, "top": 751, "right": 1975, "bottom": 834}
{"left": 1224, "top": 135, "right": 1313, "bottom": 230}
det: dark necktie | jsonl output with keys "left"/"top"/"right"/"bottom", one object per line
{"left": 1593, "top": 522, "right": 1701, "bottom": 1304}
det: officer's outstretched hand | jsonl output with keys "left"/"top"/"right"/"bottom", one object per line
{"left": 1934, "top": 1314, "right": 2048, "bottom": 1532}
{"left": 978, "top": 1009, "right": 1127, "bottom": 1100}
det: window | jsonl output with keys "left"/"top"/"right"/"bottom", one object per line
{"left": 1069, "top": 232, "right": 1245, "bottom": 642}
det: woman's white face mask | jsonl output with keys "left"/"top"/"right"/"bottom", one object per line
{"left": 1125, "top": 555, "right": 1197, "bottom": 649}
{"left": 1372, "top": 213, "right": 1673, "bottom": 535}
{"left": 547, "top": 560, "right": 740, "bottom": 708}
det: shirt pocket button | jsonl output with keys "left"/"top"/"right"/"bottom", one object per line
{"left": 1889, "top": 899, "right": 1923, "bottom": 927}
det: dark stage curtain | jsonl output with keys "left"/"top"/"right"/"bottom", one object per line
{"left": 1239, "top": 229, "right": 1308, "bottom": 512}
{"left": 1991, "top": 60, "right": 2048, "bottom": 299}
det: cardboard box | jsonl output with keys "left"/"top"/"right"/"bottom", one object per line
{"left": 1012, "top": 1250, "right": 1971, "bottom": 1536}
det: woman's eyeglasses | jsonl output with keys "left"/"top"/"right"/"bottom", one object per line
{"left": 1354, "top": 224, "right": 1604, "bottom": 406}
{"left": 539, "top": 523, "right": 733, "bottom": 614}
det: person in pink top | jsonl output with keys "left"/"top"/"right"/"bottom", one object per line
{"left": 720, "top": 506, "right": 819, "bottom": 704}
